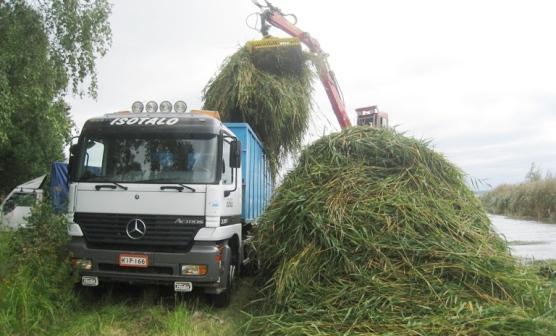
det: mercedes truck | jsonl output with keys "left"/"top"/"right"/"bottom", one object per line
{"left": 67, "top": 100, "right": 272, "bottom": 306}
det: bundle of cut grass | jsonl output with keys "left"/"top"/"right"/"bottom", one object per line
{"left": 203, "top": 46, "right": 313, "bottom": 176}
{"left": 245, "top": 127, "right": 556, "bottom": 335}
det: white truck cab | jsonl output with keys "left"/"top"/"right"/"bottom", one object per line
{"left": 67, "top": 102, "right": 258, "bottom": 306}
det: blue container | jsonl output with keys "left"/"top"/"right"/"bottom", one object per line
{"left": 225, "top": 123, "right": 273, "bottom": 223}
{"left": 50, "top": 162, "right": 69, "bottom": 213}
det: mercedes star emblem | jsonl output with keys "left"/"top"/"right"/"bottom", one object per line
{"left": 126, "top": 218, "right": 147, "bottom": 240}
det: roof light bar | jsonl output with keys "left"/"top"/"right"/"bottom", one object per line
{"left": 145, "top": 101, "right": 158, "bottom": 113}
{"left": 160, "top": 100, "right": 172, "bottom": 113}
{"left": 132, "top": 100, "right": 188, "bottom": 113}
{"left": 131, "top": 101, "right": 144, "bottom": 113}
{"left": 174, "top": 100, "right": 188, "bottom": 113}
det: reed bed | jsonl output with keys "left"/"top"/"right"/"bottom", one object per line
{"left": 203, "top": 46, "right": 313, "bottom": 176}
{"left": 482, "top": 178, "right": 556, "bottom": 223}
{"left": 245, "top": 127, "right": 556, "bottom": 335}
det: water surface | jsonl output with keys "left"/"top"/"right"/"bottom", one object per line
{"left": 490, "top": 214, "right": 556, "bottom": 260}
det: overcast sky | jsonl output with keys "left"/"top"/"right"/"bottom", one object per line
{"left": 66, "top": 0, "right": 556, "bottom": 188}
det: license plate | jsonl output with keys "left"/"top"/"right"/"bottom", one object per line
{"left": 82, "top": 276, "right": 99, "bottom": 287}
{"left": 119, "top": 254, "right": 149, "bottom": 268}
{"left": 174, "top": 282, "right": 193, "bottom": 292}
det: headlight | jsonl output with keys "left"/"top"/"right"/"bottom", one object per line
{"left": 181, "top": 264, "right": 207, "bottom": 276}
{"left": 71, "top": 258, "right": 92, "bottom": 270}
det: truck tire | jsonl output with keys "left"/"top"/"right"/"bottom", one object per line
{"left": 73, "top": 283, "right": 107, "bottom": 303}
{"left": 209, "top": 246, "right": 237, "bottom": 308}
{"left": 241, "top": 256, "right": 260, "bottom": 276}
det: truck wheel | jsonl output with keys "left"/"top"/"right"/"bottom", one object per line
{"left": 73, "top": 283, "right": 107, "bottom": 302}
{"left": 209, "top": 253, "right": 237, "bottom": 308}
{"left": 241, "top": 257, "right": 260, "bottom": 276}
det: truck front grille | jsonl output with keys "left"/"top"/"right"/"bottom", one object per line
{"left": 74, "top": 212, "right": 204, "bottom": 251}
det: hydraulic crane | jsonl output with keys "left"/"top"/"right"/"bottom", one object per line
{"left": 249, "top": 0, "right": 388, "bottom": 129}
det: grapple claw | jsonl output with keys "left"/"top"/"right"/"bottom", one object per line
{"left": 247, "top": 37, "right": 304, "bottom": 75}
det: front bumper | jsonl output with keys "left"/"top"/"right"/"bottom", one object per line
{"left": 69, "top": 237, "right": 228, "bottom": 293}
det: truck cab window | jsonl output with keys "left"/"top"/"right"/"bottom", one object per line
{"left": 83, "top": 140, "right": 105, "bottom": 178}
{"left": 222, "top": 140, "right": 233, "bottom": 185}
{"left": 77, "top": 133, "right": 218, "bottom": 184}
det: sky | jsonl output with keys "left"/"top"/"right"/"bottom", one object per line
{"left": 66, "top": 0, "right": 556, "bottom": 189}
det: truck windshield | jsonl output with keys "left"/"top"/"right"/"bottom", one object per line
{"left": 77, "top": 133, "right": 218, "bottom": 184}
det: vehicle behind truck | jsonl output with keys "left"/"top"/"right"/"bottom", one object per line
{"left": 1, "top": 162, "right": 68, "bottom": 230}
{"left": 1, "top": 175, "right": 45, "bottom": 230}
{"left": 67, "top": 101, "right": 272, "bottom": 306}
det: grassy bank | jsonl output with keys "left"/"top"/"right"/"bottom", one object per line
{"left": 482, "top": 177, "right": 556, "bottom": 222}
{"left": 0, "top": 204, "right": 246, "bottom": 335}
{"left": 1, "top": 196, "right": 555, "bottom": 335}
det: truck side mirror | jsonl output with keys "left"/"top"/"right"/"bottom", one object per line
{"left": 229, "top": 140, "right": 241, "bottom": 168}
{"left": 68, "top": 144, "right": 79, "bottom": 180}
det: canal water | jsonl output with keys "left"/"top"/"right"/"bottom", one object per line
{"left": 490, "top": 214, "right": 556, "bottom": 260}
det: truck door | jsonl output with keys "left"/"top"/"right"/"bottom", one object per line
{"left": 221, "top": 137, "right": 242, "bottom": 221}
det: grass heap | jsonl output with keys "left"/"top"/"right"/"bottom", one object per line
{"left": 246, "top": 127, "right": 556, "bottom": 335}
{"left": 203, "top": 46, "right": 313, "bottom": 176}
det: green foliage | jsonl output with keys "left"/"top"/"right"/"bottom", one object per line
{"left": 41, "top": 0, "right": 112, "bottom": 98}
{"left": 0, "top": 203, "right": 246, "bottom": 335}
{"left": 0, "top": 202, "right": 74, "bottom": 335}
{"left": 482, "top": 177, "right": 556, "bottom": 222}
{"left": 0, "top": 0, "right": 111, "bottom": 195}
{"left": 52, "top": 295, "right": 240, "bottom": 336}
{"left": 203, "top": 47, "right": 313, "bottom": 176}
{"left": 246, "top": 127, "right": 556, "bottom": 335}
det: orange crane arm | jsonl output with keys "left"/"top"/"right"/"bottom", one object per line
{"left": 254, "top": 1, "right": 352, "bottom": 128}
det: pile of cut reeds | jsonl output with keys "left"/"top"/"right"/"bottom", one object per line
{"left": 203, "top": 46, "right": 313, "bottom": 176}
{"left": 245, "top": 127, "right": 556, "bottom": 335}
